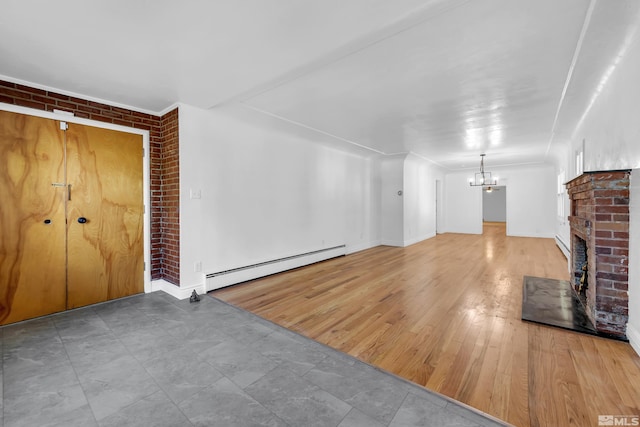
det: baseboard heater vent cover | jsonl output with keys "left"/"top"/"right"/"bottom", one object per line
{"left": 205, "top": 245, "right": 346, "bottom": 292}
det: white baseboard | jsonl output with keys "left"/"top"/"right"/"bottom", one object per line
{"left": 380, "top": 239, "right": 405, "bottom": 247}
{"left": 151, "top": 279, "right": 206, "bottom": 300}
{"left": 404, "top": 232, "right": 436, "bottom": 247}
{"left": 381, "top": 233, "right": 436, "bottom": 248}
{"left": 346, "top": 240, "right": 381, "bottom": 254}
{"left": 555, "top": 235, "right": 570, "bottom": 259}
{"left": 627, "top": 323, "right": 640, "bottom": 357}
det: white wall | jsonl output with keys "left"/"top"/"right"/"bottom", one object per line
{"left": 501, "top": 164, "right": 556, "bottom": 238}
{"left": 630, "top": 170, "right": 640, "bottom": 354}
{"left": 403, "top": 154, "right": 445, "bottom": 245}
{"left": 443, "top": 171, "right": 483, "bottom": 234}
{"left": 554, "top": 147, "right": 571, "bottom": 253}
{"left": 344, "top": 153, "right": 382, "bottom": 254}
{"left": 444, "top": 164, "right": 556, "bottom": 237}
{"left": 436, "top": 179, "right": 444, "bottom": 234}
{"left": 572, "top": 65, "right": 640, "bottom": 171}
{"left": 178, "top": 103, "right": 381, "bottom": 289}
{"left": 560, "top": 18, "right": 640, "bottom": 353}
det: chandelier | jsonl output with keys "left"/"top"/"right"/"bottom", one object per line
{"left": 469, "top": 154, "right": 497, "bottom": 187}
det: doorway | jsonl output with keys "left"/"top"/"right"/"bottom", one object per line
{"left": 435, "top": 179, "right": 443, "bottom": 234}
{"left": 482, "top": 185, "right": 506, "bottom": 232}
{"left": 0, "top": 110, "right": 145, "bottom": 324}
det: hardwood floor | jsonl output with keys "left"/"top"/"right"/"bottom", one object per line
{"left": 212, "top": 223, "right": 640, "bottom": 427}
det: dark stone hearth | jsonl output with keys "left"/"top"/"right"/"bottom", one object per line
{"left": 522, "top": 276, "right": 596, "bottom": 335}
{"left": 521, "top": 276, "right": 628, "bottom": 341}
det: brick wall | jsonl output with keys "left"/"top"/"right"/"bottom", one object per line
{"left": 160, "top": 109, "right": 180, "bottom": 284}
{"left": 567, "top": 170, "right": 630, "bottom": 339}
{"left": 0, "top": 79, "right": 180, "bottom": 285}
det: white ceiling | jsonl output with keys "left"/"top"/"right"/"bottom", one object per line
{"left": 1, "top": 0, "right": 639, "bottom": 170}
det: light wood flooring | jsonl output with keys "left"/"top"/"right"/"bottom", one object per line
{"left": 212, "top": 222, "right": 640, "bottom": 427}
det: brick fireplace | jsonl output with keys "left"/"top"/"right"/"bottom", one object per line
{"left": 566, "top": 170, "right": 630, "bottom": 340}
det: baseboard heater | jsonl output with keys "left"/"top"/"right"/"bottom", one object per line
{"left": 205, "top": 244, "right": 346, "bottom": 292}
{"left": 555, "top": 235, "right": 570, "bottom": 259}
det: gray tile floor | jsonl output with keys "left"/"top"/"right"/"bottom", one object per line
{"left": 0, "top": 292, "right": 510, "bottom": 427}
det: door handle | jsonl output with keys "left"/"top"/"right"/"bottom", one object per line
{"left": 77, "top": 217, "right": 88, "bottom": 224}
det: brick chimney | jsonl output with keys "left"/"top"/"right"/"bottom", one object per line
{"left": 566, "top": 170, "right": 630, "bottom": 340}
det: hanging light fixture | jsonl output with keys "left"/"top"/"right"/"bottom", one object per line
{"left": 469, "top": 154, "right": 497, "bottom": 187}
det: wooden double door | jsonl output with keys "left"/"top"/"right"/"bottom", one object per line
{"left": 0, "top": 110, "right": 144, "bottom": 325}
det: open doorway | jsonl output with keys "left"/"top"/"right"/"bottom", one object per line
{"left": 482, "top": 186, "right": 506, "bottom": 233}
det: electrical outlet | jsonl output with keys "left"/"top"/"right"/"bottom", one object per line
{"left": 194, "top": 261, "right": 202, "bottom": 272}
{"left": 190, "top": 188, "right": 201, "bottom": 199}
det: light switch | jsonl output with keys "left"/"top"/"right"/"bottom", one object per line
{"left": 190, "top": 189, "right": 201, "bottom": 199}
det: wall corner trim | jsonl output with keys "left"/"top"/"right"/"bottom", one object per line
{"left": 627, "top": 323, "right": 640, "bottom": 358}
{"left": 158, "top": 102, "right": 180, "bottom": 117}
{"left": 404, "top": 232, "right": 436, "bottom": 247}
{"left": 0, "top": 74, "right": 163, "bottom": 116}
{"left": 151, "top": 279, "right": 206, "bottom": 300}
{"left": 346, "top": 240, "right": 381, "bottom": 255}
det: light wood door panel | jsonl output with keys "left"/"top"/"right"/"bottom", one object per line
{"left": 65, "top": 124, "right": 144, "bottom": 308}
{"left": 1, "top": 110, "right": 145, "bottom": 323}
{"left": 0, "top": 111, "right": 67, "bottom": 324}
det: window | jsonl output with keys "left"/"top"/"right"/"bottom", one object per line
{"left": 575, "top": 140, "right": 585, "bottom": 177}
{"left": 576, "top": 151, "right": 584, "bottom": 176}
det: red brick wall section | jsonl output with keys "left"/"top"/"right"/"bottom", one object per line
{"left": 160, "top": 109, "right": 180, "bottom": 285}
{"left": 566, "top": 170, "right": 630, "bottom": 339}
{"left": 0, "top": 79, "right": 180, "bottom": 285}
